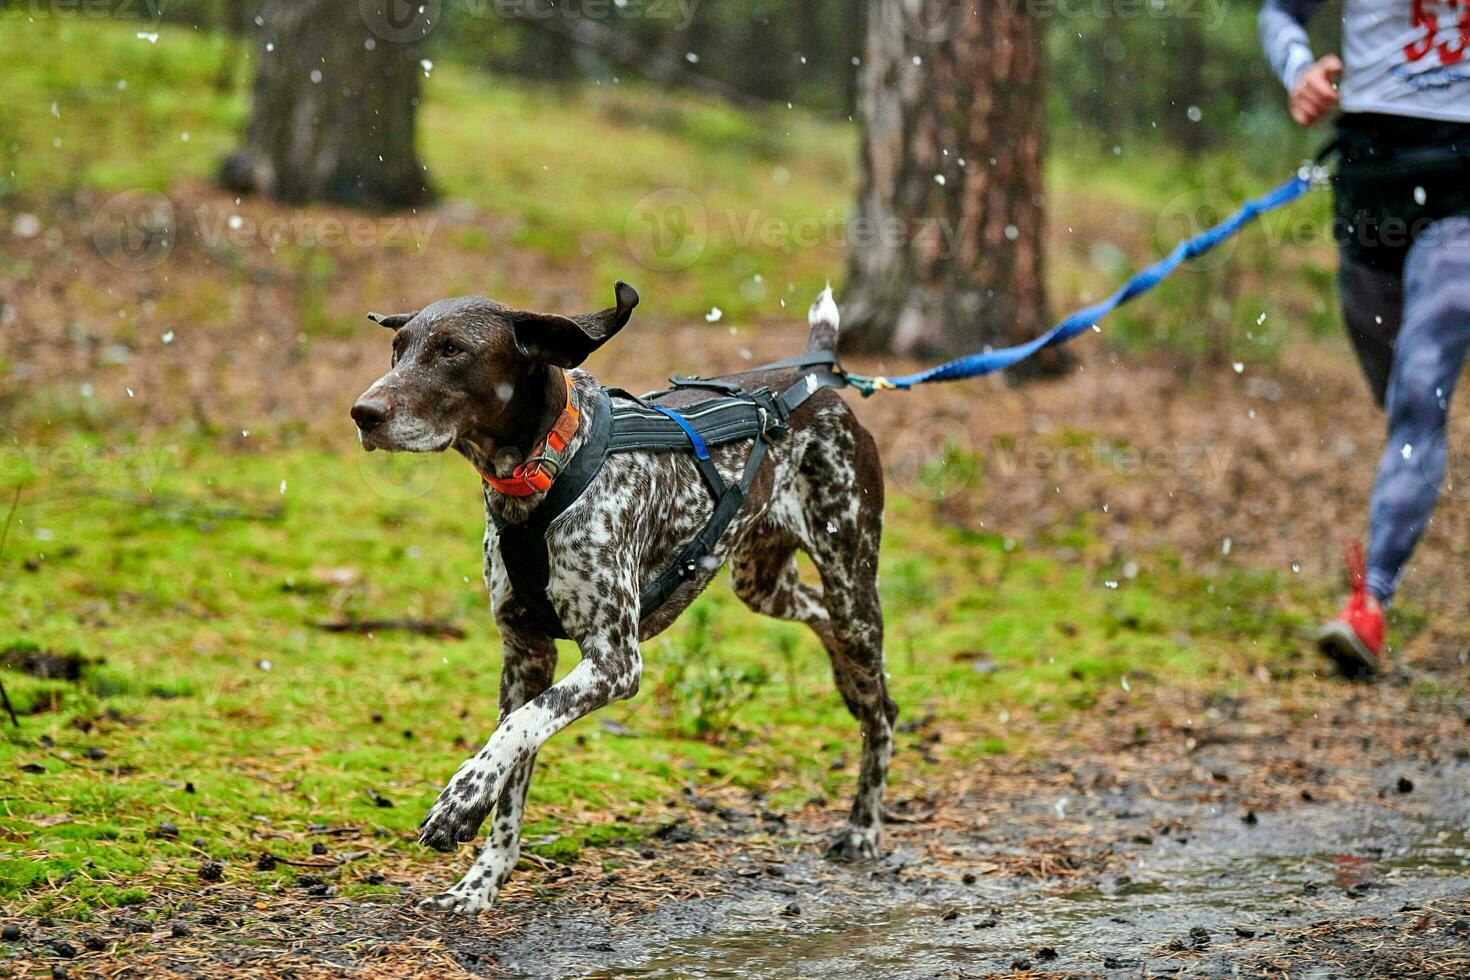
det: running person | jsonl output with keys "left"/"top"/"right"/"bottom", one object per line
{"left": 1259, "top": 0, "right": 1470, "bottom": 675}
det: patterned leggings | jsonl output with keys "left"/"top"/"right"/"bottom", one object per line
{"left": 1338, "top": 217, "right": 1470, "bottom": 602}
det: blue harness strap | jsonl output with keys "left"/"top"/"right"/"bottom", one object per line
{"left": 848, "top": 172, "right": 1317, "bottom": 393}
{"left": 651, "top": 405, "right": 710, "bottom": 460}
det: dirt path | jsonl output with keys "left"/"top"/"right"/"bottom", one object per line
{"left": 517, "top": 774, "right": 1470, "bottom": 979}
{"left": 7, "top": 666, "right": 1467, "bottom": 978}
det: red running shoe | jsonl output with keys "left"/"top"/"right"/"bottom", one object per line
{"left": 1316, "top": 540, "right": 1385, "bottom": 678}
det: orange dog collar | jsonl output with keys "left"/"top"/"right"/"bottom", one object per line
{"left": 481, "top": 371, "right": 582, "bottom": 498}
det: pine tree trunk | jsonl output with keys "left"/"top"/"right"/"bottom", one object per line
{"left": 220, "top": 0, "right": 432, "bottom": 208}
{"left": 842, "top": 0, "right": 1048, "bottom": 363}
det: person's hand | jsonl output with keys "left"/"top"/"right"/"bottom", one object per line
{"left": 1290, "top": 54, "right": 1342, "bottom": 126}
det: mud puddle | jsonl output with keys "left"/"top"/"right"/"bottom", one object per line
{"left": 490, "top": 764, "right": 1470, "bottom": 978}
{"left": 16, "top": 766, "right": 1465, "bottom": 978}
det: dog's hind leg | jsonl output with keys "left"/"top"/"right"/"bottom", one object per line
{"left": 801, "top": 428, "right": 895, "bottom": 862}
{"left": 812, "top": 556, "right": 894, "bottom": 860}
{"left": 422, "top": 630, "right": 558, "bottom": 914}
{"left": 730, "top": 530, "right": 831, "bottom": 639}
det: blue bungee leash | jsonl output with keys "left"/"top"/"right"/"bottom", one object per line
{"left": 843, "top": 163, "right": 1329, "bottom": 396}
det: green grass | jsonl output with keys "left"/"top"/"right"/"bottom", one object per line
{"left": 0, "top": 431, "right": 1324, "bottom": 916}
{"left": 0, "top": 16, "right": 247, "bottom": 195}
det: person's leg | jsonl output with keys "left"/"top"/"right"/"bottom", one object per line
{"left": 1364, "top": 216, "right": 1470, "bottom": 602}
{"left": 1364, "top": 218, "right": 1470, "bottom": 602}
{"left": 1337, "top": 254, "right": 1404, "bottom": 407}
{"left": 1321, "top": 217, "right": 1470, "bottom": 675}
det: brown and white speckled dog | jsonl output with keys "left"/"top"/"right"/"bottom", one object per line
{"left": 351, "top": 284, "right": 894, "bottom": 914}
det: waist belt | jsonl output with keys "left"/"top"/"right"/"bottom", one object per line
{"left": 491, "top": 352, "right": 843, "bottom": 639}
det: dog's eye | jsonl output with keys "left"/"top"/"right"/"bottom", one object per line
{"left": 441, "top": 342, "right": 462, "bottom": 359}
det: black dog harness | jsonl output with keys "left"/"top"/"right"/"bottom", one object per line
{"left": 491, "top": 351, "right": 847, "bottom": 639}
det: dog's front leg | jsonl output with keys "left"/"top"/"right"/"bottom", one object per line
{"left": 422, "top": 629, "right": 557, "bottom": 914}
{"left": 418, "top": 613, "right": 642, "bottom": 860}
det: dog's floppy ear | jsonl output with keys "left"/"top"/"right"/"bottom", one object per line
{"left": 366, "top": 310, "right": 419, "bottom": 331}
{"left": 510, "top": 281, "right": 638, "bottom": 368}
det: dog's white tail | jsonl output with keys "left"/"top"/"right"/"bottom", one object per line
{"left": 805, "top": 283, "right": 840, "bottom": 353}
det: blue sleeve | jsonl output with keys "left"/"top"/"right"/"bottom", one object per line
{"left": 1259, "top": 0, "right": 1326, "bottom": 91}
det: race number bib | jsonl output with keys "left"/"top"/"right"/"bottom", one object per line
{"left": 1403, "top": 0, "right": 1470, "bottom": 67}
{"left": 1340, "top": 0, "right": 1470, "bottom": 120}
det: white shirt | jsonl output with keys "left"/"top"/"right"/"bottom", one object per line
{"left": 1260, "top": 0, "right": 1470, "bottom": 123}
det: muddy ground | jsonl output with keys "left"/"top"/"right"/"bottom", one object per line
{"left": 5, "top": 679, "right": 1468, "bottom": 978}
{"left": 4, "top": 186, "right": 1470, "bottom": 977}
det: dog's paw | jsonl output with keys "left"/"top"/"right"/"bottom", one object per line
{"left": 418, "top": 797, "right": 492, "bottom": 852}
{"left": 824, "top": 826, "right": 880, "bottom": 863}
{"left": 420, "top": 888, "right": 495, "bottom": 916}
{"left": 418, "top": 772, "right": 499, "bottom": 852}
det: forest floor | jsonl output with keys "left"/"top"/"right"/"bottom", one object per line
{"left": 6, "top": 707, "right": 1469, "bottom": 979}
{"left": 2, "top": 16, "right": 1469, "bottom": 980}
{"left": 2, "top": 184, "right": 1467, "bottom": 972}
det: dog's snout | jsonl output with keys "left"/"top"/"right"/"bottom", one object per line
{"left": 351, "top": 395, "right": 391, "bottom": 432}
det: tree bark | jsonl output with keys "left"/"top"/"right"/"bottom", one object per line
{"left": 220, "top": 0, "right": 432, "bottom": 208}
{"left": 842, "top": 0, "right": 1049, "bottom": 364}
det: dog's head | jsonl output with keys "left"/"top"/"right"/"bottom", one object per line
{"left": 350, "top": 282, "right": 638, "bottom": 456}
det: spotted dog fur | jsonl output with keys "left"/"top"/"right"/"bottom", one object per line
{"left": 351, "top": 283, "right": 894, "bottom": 914}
